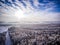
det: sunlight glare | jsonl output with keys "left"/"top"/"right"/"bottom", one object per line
{"left": 15, "top": 10, "right": 25, "bottom": 19}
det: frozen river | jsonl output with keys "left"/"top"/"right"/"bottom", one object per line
{"left": 0, "top": 26, "right": 8, "bottom": 33}
{"left": 0, "top": 26, "right": 12, "bottom": 45}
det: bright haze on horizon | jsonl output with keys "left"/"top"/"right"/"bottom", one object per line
{"left": 0, "top": 0, "right": 60, "bottom": 23}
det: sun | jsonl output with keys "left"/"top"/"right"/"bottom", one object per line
{"left": 15, "top": 10, "right": 25, "bottom": 19}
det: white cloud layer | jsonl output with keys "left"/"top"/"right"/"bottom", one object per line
{"left": 0, "top": 0, "right": 60, "bottom": 23}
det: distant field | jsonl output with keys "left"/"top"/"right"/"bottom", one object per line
{"left": 8, "top": 24, "right": 60, "bottom": 45}
{"left": 0, "top": 23, "right": 60, "bottom": 45}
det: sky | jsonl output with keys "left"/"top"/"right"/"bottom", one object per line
{"left": 0, "top": 0, "right": 60, "bottom": 23}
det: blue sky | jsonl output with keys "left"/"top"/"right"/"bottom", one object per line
{"left": 0, "top": 0, "right": 60, "bottom": 23}
{"left": 0, "top": 0, "right": 60, "bottom": 12}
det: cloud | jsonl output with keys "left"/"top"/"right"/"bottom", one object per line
{"left": 0, "top": 0, "right": 60, "bottom": 23}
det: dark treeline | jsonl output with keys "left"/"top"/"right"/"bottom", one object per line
{"left": 0, "top": 32, "right": 6, "bottom": 45}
